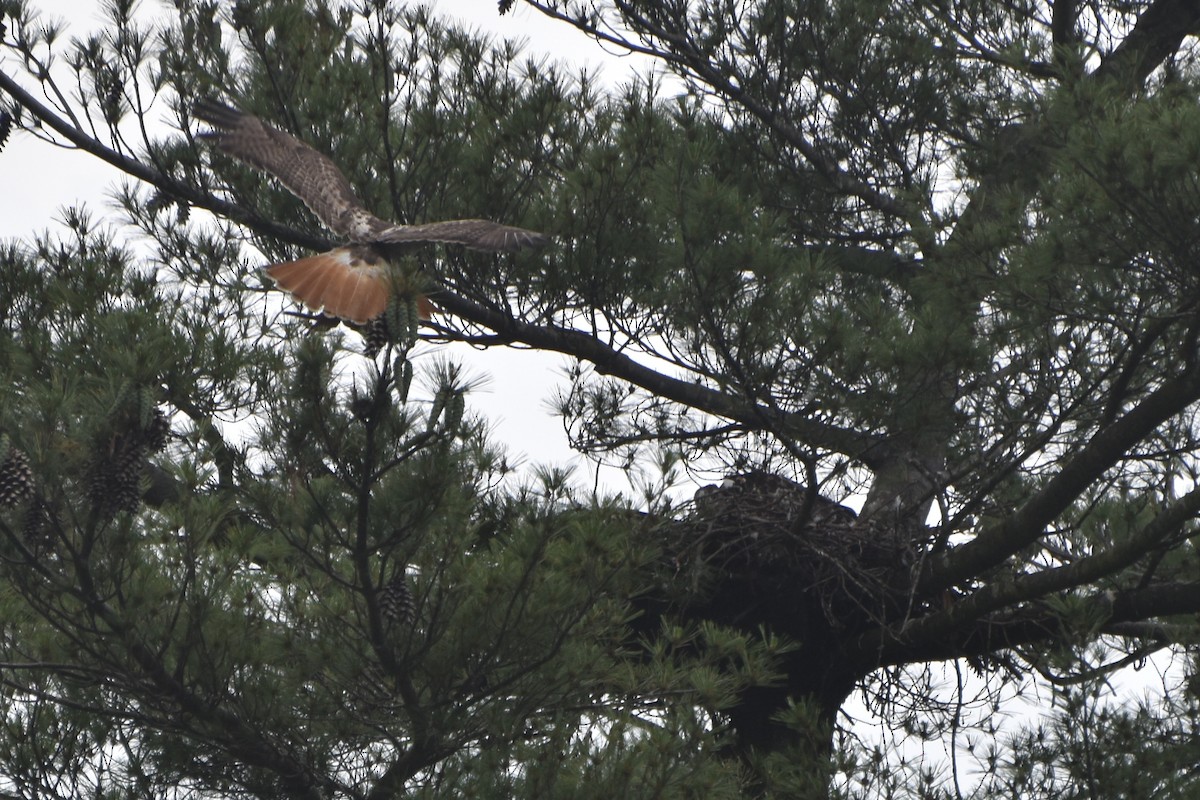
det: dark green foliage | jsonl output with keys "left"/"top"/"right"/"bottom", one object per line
{"left": 0, "top": 213, "right": 742, "bottom": 796}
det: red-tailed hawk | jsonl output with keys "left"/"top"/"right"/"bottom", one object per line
{"left": 193, "top": 100, "right": 547, "bottom": 323}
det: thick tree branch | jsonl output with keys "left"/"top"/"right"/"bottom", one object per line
{"left": 869, "top": 581, "right": 1200, "bottom": 667}
{"left": 921, "top": 366, "right": 1200, "bottom": 595}
{"left": 1103, "top": 620, "right": 1200, "bottom": 644}
{"left": 431, "top": 289, "right": 886, "bottom": 462}
{"left": 1092, "top": 0, "right": 1200, "bottom": 84}
{"left": 853, "top": 481, "right": 1200, "bottom": 666}
{"left": 1051, "top": 0, "right": 1078, "bottom": 48}
{"left": 0, "top": 70, "right": 327, "bottom": 253}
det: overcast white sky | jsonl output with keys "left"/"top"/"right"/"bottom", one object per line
{"left": 2, "top": 0, "right": 664, "bottom": 495}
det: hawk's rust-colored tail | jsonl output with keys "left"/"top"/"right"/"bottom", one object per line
{"left": 265, "top": 249, "right": 433, "bottom": 324}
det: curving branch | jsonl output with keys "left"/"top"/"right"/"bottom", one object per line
{"left": 0, "top": 70, "right": 327, "bottom": 253}
{"left": 920, "top": 364, "right": 1200, "bottom": 596}
{"left": 866, "top": 581, "right": 1200, "bottom": 669}
{"left": 431, "top": 289, "right": 886, "bottom": 463}
{"left": 1, "top": 68, "right": 887, "bottom": 469}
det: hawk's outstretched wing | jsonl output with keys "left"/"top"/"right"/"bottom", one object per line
{"left": 193, "top": 100, "right": 549, "bottom": 250}
{"left": 194, "top": 100, "right": 381, "bottom": 241}
{"left": 375, "top": 219, "right": 549, "bottom": 251}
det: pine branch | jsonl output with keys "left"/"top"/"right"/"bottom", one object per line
{"left": 854, "top": 483, "right": 1200, "bottom": 666}
{"left": 923, "top": 365, "right": 1200, "bottom": 594}
{"left": 0, "top": 69, "right": 329, "bottom": 254}
{"left": 68, "top": 549, "right": 334, "bottom": 799}
{"left": 524, "top": 0, "right": 930, "bottom": 242}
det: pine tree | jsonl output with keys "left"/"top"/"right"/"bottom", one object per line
{"left": 4, "top": 0, "right": 1200, "bottom": 797}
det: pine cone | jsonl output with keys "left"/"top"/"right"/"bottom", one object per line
{"left": 21, "top": 497, "right": 55, "bottom": 554}
{"left": 379, "top": 575, "right": 415, "bottom": 625}
{"left": 0, "top": 446, "right": 35, "bottom": 508}
{"left": 145, "top": 191, "right": 170, "bottom": 216}
{"left": 88, "top": 433, "right": 145, "bottom": 520}
{"left": 143, "top": 410, "right": 170, "bottom": 454}
{"left": 362, "top": 316, "right": 389, "bottom": 358}
{"left": 87, "top": 397, "right": 170, "bottom": 520}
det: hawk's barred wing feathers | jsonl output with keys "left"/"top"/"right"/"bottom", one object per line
{"left": 194, "top": 100, "right": 379, "bottom": 241}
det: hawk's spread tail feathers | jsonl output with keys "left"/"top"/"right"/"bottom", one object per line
{"left": 265, "top": 247, "right": 433, "bottom": 324}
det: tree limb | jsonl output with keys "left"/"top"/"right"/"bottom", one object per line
{"left": 868, "top": 581, "right": 1200, "bottom": 668}
{"left": 921, "top": 366, "right": 1200, "bottom": 595}
{"left": 0, "top": 69, "right": 327, "bottom": 253}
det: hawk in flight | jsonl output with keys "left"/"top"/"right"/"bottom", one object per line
{"left": 193, "top": 100, "right": 547, "bottom": 323}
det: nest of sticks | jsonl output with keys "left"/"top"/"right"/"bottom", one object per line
{"left": 665, "top": 473, "right": 922, "bottom": 630}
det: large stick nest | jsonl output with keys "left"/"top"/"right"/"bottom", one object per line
{"left": 663, "top": 473, "right": 924, "bottom": 632}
